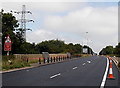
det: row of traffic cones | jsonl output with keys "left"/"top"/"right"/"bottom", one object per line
{"left": 107, "top": 57, "right": 115, "bottom": 79}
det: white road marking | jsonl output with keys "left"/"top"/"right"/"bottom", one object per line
{"left": 87, "top": 61, "right": 91, "bottom": 63}
{"left": 83, "top": 63, "right": 86, "bottom": 65}
{"left": 100, "top": 57, "right": 109, "bottom": 88}
{"left": 73, "top": 67, "right": 78, "bottom": 70}
{"left": 50, "top": 73, "right": 61, "bottom": 79}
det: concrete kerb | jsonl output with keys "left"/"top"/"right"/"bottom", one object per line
{"left": 1, "top": 57, "right": 81, "bottom": 73}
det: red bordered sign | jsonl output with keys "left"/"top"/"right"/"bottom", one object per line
{"left": 4, "top": 35, "right": 12, "bottom": 51}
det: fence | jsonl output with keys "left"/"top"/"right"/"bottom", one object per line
{"left": 13, "top": 54, "right": 72, "bottom": 64}
{"left": 112, "top": 57, "right": 120, "bottom": 70}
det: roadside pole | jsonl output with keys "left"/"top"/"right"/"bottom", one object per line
{"left": 7, "top": 51, "right": 9, "bottom": 56}
{"left": 4, "top": 35, "right": 12, "bottom": 56}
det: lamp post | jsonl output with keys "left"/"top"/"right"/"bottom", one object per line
{"left": 86, "top": 32, "right": 88, "bottom": 46}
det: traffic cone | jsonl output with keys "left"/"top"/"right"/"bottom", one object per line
{"left": 109, "top": 59, "right": 112, "bottom": 65}
{"left": 107, "top": 59, "right": 115, "bottom": 79}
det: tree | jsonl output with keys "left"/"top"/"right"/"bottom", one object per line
{"left": 36, "top": 39, "right": 65, "bottom": 54}
{"left": 1, "top": 10, "right": 30, "bottom": 55}
{"left": 2, "top": 10, "right": 20, "bottom": 55}
{"left": 99, "top": 46, "right": 114, "bottom": 55}
{"left": 114, "top": 42, "right": 120, "bottom": 56}
{"left": 19, "top": 42, "right": 38, "bottom": 54}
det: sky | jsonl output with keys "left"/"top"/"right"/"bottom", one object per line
{"left": 1, "top": 0, "right": 119, "bottom": 53}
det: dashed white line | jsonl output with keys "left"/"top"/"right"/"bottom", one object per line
{"left": 50, "top": 73, "right": 61, "bottom": 79}
{"left": 83, "top": 63, "right": 86, "bottom": 65}
{"left": 87, "top": 61, "right": 91, "bottom": 63}
{"left": 73, "top": 67, "right": 78, "bottom": 70}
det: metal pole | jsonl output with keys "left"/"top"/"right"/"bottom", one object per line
{"left": 86, "top": 32, "right": 88, "bottom": 46}
{"left": 7, "top": 51, "right": 9, "bottom": 56}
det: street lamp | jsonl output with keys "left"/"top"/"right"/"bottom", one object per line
{"left": 86, "top": 32, "right": 88, "bottom": 46}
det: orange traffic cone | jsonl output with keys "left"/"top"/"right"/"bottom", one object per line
{"left": 109, "top": 59, "right": 112, "bottom": 65}
{"left": 107, "top": 59, "right": 115, "bottom": 79}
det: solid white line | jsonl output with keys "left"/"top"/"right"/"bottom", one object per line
{"left": 50, "top": 73, "right": 61, "bottom": 79}
{"left": 100, "top": 57, "right": 109, "bottom": 88}
{"left": 73, "top": 67, "right": 78, "bottom": 69}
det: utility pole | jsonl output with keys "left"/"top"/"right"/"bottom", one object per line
{"left": 13, "top": 5, "right": 34, "bottom": 41}
{"left": 86, "top": 32, "right": 88, "bottom": 46}
{"left": 85, "top": 32, "right": 88, "bottom": 54}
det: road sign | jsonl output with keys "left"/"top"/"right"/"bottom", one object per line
{"left": 83, "top": 48, "right": 88, "bottom": 54}
{"left": 42, "top": 52, "right": 49, "bottom": 63}
{"left": 4, "top": 35, "right": 12, "bottom": 51}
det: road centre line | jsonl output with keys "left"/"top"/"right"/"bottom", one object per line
{"left": 87, "top": 61, "right": 91, "bottom": 63}
{"left": 50, "top": 73, "right": 61, "bottom": 79}
{"left": 73, "top": 67, "right": 78, "bottom": 70}
{"left": 83, "top": 63, "right": 86, "bottom": 65}
{"left": 100, "top": 57, "right": 109, "bottom": 88}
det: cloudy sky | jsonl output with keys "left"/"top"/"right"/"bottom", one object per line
{"left": 1, "top": 0, "right": 119, "bottom": 53}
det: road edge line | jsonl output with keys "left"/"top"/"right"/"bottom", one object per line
{"left": 100, "top": 57, "right": 109, "bottom": 88}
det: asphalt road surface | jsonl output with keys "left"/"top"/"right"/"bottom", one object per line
{"left": 2, "top": 56, "right": 120, "bottom": 87}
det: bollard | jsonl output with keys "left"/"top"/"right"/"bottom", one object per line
{"left": 60, "top": 56, "right": 62, "bottom": 61}
{"left": 27, "top": 58, "right": 29, "bottom": 63}
{"left": 63, "top": 56, "right": 64, "bottom": 60}
{"left": 59, "top": 56, "right": 60, "bottom": 61}
{"left": 44, "top": 58, "right": 45, "bottom": 63}
{"left": 47, "top": 57, "right": 49, "bottom": 63}
{"left": 51, "top": 57, "right": 52, "bottom": 63}
{"left": 39, "top": 58, "right": 41, "bottom": 64}
{"left": 56, "top": 57, "right": 58, "bottom": 62}
{"left": 55, "top": 57, "right": 57, "bottom": 62}
{"left": 54, "top": 57, "right": 55, "bottom": 62}
{"left": 61, "top": 56, "right": 62, "bottom": 61}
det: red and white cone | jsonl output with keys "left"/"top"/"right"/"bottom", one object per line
{"left": 107, "top": 59, "right": 115, "bottom": 79}
{"left": 109, "top": 59, "right": 112, "bottom": 65}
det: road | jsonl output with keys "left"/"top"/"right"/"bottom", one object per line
{"left": 2, "top": 56, "right": 120, "bottom": 87}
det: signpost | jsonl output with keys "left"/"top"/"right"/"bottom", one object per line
{"left": 4, "top": 35, "right": 12, "bottom": 56}
{"left": 83, "top": 48, "right": 88, "bottom": 54}
{"left": 42, "top": 52, "right": 49, "bottom": 63}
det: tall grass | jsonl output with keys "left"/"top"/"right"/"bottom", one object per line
{"left": 2, "top": 55, "right": 30, "bottom": 71}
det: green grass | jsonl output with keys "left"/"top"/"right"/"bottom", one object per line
{"left": 2, "top": 59, "right": 30, "bottom": 71}
{"left": 2, "top": 55, "right": 45, "bottom": 71}
{"left": 2, "top": 55, "right": 30, "bottom": 71}
{"left": 28, "top": 59, "right": 39, "bottom": 64}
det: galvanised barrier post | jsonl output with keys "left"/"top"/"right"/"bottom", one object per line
{"left": 43, "top": 58, "right": 45, "bottom": 63}
{"left": 27, "top": 58, "right": 29, "bottom": 63}
{"left": 54, "top": 57, "right": 55, "bottom": 62}
{"left": 59, "top": 56, "right": 60, "bottom": 61}
{"left": 39, "top": 58, "right": 41, "bottom": 64}
{"left": 47, "top": 57, "right": 49, "bottom": 63}
{"left": 51, "top": 57, "right": 52, "bottom": 63}
{"left": 56, "top": 57, "right": 58, "bottom": 62}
